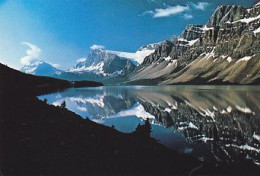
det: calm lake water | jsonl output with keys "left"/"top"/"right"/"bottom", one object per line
{"left": 39, "top": 85, "right": 260, "bottom": 166}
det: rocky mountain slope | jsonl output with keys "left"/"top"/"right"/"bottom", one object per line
{"left": 127, "top": 2, "right": 260, "bottom": 85}
{"left": 69, "top": 48, "right": 136, "bottom": 76}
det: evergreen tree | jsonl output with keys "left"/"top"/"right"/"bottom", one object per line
{"left": 61, "top": 100, "right": 66, "bottom": 109}
{"left": 144, "top": 118, "right": 152, "bottom": 137}
{"left": 134, "top": 119, "right": 152, "bottom": 137}
{"left": 43, "top": 98, "right": 48, "bottom": 103}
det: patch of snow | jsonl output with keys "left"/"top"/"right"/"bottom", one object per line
{"left": 200, "top": 108, "right": 215, "bottom": 119}
{"left": 227, "top": 106, "right": 232, "bottom": 113}
{"left": 69, "top": 62, "right": 108, "bottom": 75}
{"left": 220, "top": 109, "right": 227, "bottom": 114}
{"left": 202, "top": 25, "right": 214, "bottom": 31}
{"left": 188, "top": 39, "right": 199, "bottom": 46}
{"left": 178, "top": 38, "right": 199, "bottom": 46}
{"left": 167, "top": 59, "right": 177, "bottom": 67}
{"left": 199, "top": 137, "right": 213, "bottom": 142}
{"left": 178, "top": 121, "right": 198, "bottom": 130}
{"left": 253, "top": 132, "right": 260, "bottom": 141}
{"left": 202, "top": 48, "right": 215, "bottom": 60}
{"left": 235, "top": 105, "right": 253, "bottom": 114}
{"left": 236, "top": 55, "right": 255, "bottom": 63}
{"left": 70, "top": 96, "right": 105, "bottom": 108}
{"left": 227, "top": 57, "right": 232, "bottom": 63}
{"left": 164, "top": 56, "right": 171, "bottom": 61}
{"left": 165, "top": 108, "right": 172, "bottom": 113}
{"left": 213, "top": 106, "right": 218, "bottom": 111}
{"left": 254, "top": 2, "right": 260, "bottom": 6}
{"left": 188, "top": 122, "right": 198, "bottom": 130}
{"left": 178, "top": 38, "right": 188, "bottom": 42}
{"left": 226, "top": 144, "right": 260, "bottom": 153}
{"left": 108, "top": 46, "right": 157, "bottom": 65}
{"left": 25, "top": 66, "right": 37, "bottom": 73}
{"left": 227, "top": 14, "right": 260, "bottom": 24}
{"left": 254, "top": 161, "right": 260, "bottom": 166}
{"left": 171, "top": 102, "right": 178, "bottom": 110}
{"left": 107, "top": 103, "right": 155, "bottom": 120}
{"left": 253, "top": 27, "right": 260, "bottom": 35}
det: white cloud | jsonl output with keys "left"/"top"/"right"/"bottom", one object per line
{"left": 153, "top": 5, "right": 189, "bottom": 18}
{"left": 139, "top": 10, "right": 155, "bottom": 16}
{"left": 90, "top": 44, "right": 105, "bottom": 50}
{"left": 183, "top": 14, "right": 193, "bottom": 19}
{"left": 191, "top": 2, "right": 209, "bottom": 11}
{"left": 20, "top": 42, "right": 41, "bottom": 65}
{"left": 76, "top": 57, "right": 87, "bottom": 63}
{"left": 141, "top": 2, "right": 210, "bottom": 18}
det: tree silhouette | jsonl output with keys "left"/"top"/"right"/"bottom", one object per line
{"left": 144, "top": 118, "right": 152, "bottom": 137}
{"left": 61, "top": 100, "right": 66, "bottom": 109}
{"left": 43, "top": 98, "right": 48, "bottom": 104}
{"left": 134, "top": 118, "right": 152, "bottom": 137}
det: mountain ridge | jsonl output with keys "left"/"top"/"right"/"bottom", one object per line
{"left": 126, "top": 3, "right": 260, "bottom": 85}
{"left": 20, "top": 2, "right": 260, "bottom": 85}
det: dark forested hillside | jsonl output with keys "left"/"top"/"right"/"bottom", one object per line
{"left": 0, "top": 63, "right": 102, "bottom": 96}
{"left": 0, "top": 63, "right": 204, "bottom": 176}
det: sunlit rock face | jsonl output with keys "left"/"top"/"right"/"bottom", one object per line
{"left": 128, "top": 3, "right": 260, "bottom": 85}
{"left": 39, "top": 86, "right": 260, "bottom": 166}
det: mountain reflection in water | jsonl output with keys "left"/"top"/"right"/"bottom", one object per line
{"left": 39, "top": 86, "right": 260, "bottom": 167}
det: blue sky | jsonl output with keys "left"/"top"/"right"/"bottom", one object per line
{"left": 0, "top": 0, "right": 258, "bottom": 70}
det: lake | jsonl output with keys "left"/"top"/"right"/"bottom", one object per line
{"left": 39, "top": 85, "right": 260, "bottom": 167}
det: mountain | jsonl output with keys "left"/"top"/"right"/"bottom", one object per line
{"left": 127, "top": 3, "right": 260, "bottom": 85}
{"left": 20, "top": 49, "right": 138, "bottom": 82}
{"left": 69, "top": 48, "right": 136, "bottom": 76}
{"left": 19, "top": 41, "right": 160, "bottom": 83}
{"left": 108, "top": 42, "right": 161, "bottom": 65}
{"left": 59, "top": 48, "right": 137, "bottom": 82}
{"left": 20, "top": 60, "right": 63, "bottom": 77}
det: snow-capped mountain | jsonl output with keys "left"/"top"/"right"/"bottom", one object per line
{"left": 19, "top": 39, "right": 161, "bottom": 82}
{"left": 108, "top": 42, "right": 161, "bottom": 65}
{"left": 20, "top": 60, "right": 63, "bottom": 77}
{"left": 68, "top": 48, "right": 137, "bottom": 77}
{"left": 128, "top": 2, "right": 260, "bottom": 85}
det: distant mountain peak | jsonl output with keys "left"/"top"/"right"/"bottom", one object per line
{"left": 138, "top": 42, "right": 162, "bottom": 51}
{"left": 21, "top": 60, "right": 63, "bottom": 76}
{"left": 68, "top": 49, "right": 137, "bottom": 76}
